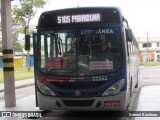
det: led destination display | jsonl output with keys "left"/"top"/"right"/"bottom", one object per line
{"left": 39, "top": 8, "right": 121, "bottom": 28}
{"left": 57, "top": 13, "right": 101, "bottom": 24}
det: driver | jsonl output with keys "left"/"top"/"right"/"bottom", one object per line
{"left": 102, "top": 41, "right": 112, "bottom": 53}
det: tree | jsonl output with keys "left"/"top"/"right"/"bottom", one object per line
{"left": 0, "top": 22, "right": 2, "bottom": 53}
{"left": 12, "top": 0, "right": 47, "bottom": 71}
{"left": 0, "top": 40, "right": 2, "bottom": 53}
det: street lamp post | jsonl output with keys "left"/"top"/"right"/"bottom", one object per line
{"left": 24, "top": 25, "right": 36, "bottom": 71}
{"left": 24, "top": 26, "right": 31, "bottom": 71}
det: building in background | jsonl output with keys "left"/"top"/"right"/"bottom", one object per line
{"left": 138, "top": 37, "right": 160, "bottom": 62}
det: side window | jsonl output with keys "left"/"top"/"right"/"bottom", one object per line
{"left": 64, "top": 37, "right": 77, "bottom": 56}
{"left": 124, "top": 28, "right": 130, "bottom": 56}
{"left": 40, "top": 35, "right": 47, "bottom": 68}
{"left": 142, "top": 43, "right": 152, "bottom": 48}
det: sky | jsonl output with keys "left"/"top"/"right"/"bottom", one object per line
{"left": 14, "top": 0, "right": 160, "bottom": 37}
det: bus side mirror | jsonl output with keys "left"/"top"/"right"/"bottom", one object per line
{"left": 126, "top": 29, "right": 133, "bottom": 42}
{"left": 25, "top": 35, "right": 30, "bottom": 50}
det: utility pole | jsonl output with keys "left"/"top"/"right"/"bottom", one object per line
{"left": 1, "top": 0, "right": 16, "bottom": 107}
{"left": 24, "top": 26, "right": 31, "bottom": 71}
{"left": 147, "top": 31, "right": 149, "bottom": 61}
{"left": 147, "top": 31, "right": 149, "bottom": 51}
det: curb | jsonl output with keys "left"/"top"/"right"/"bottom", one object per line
{"left": 0, "top": 83, "right": 35, "bottom": 93}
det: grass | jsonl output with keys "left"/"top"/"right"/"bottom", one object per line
{"left": 140, "top": 61, "right": 160, "bottom": 66}
{"left": 0, "top": 67, "right": 34, "bottom": 84}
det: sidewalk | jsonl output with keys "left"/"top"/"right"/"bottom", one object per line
{"left": 133, "top": 86, "right": 160, "bottom": 111}
{"left": 0, "top": 94, "right": 38, "bottom": 111}
{"left": 131, "top": 86, "right": 160, "bottom": 120}
{"left": 0, "top": 78, "right": 35, "bottom": 93}
{"left": 0, "top": 78, "right": 38, "bottom": 119}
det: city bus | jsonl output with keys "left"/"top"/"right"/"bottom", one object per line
{"left": 29, "top": 7, "right": 139, "bottom": 111}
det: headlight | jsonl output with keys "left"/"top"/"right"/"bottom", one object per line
{"left": 37, "top": 80, "right": 56, "bottom": 96}
{"left": 102, "top": 79, "right": 125, "bottom": 96}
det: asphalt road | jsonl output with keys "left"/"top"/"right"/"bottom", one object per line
{"left": 139, "top": 66, "right": 160, "bottom": 88}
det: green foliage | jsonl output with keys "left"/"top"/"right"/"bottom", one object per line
{"left": 140, "top": 62, "right": 160, "bottom": 66}
{"left": 0, "top": 67, "right": 34, "bottom": 83}
{"left": 14, "top": 40, "right": 23, "bottom": 53}
{"left": 0, "top": 40, "right": 2, "bottom": 53}
{"left": 12, "top": 0, "right": 47, "bottom": 32}
{"left": 34, "top": 0, "right": 47, "bottom": 7}
{"left": 11, "top": 0, "right": 47, "bottom": 53}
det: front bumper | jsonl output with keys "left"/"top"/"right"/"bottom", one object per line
{"left": 37, "top": 90, "right": 130, "bottom": 111}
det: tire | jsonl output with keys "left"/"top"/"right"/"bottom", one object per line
{"left": 135, "top": 82, "right": 138, "bottom": 88}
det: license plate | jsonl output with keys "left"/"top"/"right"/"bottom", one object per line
{"left": 104, "top": 100, "right": 120, "bottom": 107}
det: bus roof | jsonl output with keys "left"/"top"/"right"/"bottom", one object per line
{"left": 38, "top": 7, "right": 124, "bottom": 30}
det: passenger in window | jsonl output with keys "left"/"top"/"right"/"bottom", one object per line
{"left": 79, "top": 38, "right": 89, "bottom": 55}
{"left": 102, "top": 41, "right": 112, "bottom": 53}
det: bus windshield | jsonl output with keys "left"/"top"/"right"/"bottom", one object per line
{"left": 37, "top": 26, "right": 122, "bottom": 76}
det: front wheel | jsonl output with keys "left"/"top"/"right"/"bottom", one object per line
{"left": 135, "top": 82, "right": 138, "bottom": 88}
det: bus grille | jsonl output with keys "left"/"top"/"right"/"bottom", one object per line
{"left": 51, "top": 81, "right": 107, "bottom": 97}
{"left": 53, "top": 81, "right": 106, "bottom": 89}
{"left": 59, "top": 91, "right": 99, "bottom": 97}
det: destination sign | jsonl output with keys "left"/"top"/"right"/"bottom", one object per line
{"left": 57, "top": 13, "right": 101, "bottom": 24}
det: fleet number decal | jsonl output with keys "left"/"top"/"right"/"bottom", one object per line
{"left": 92, "top": 75, "right": 108, "bottom": 81}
